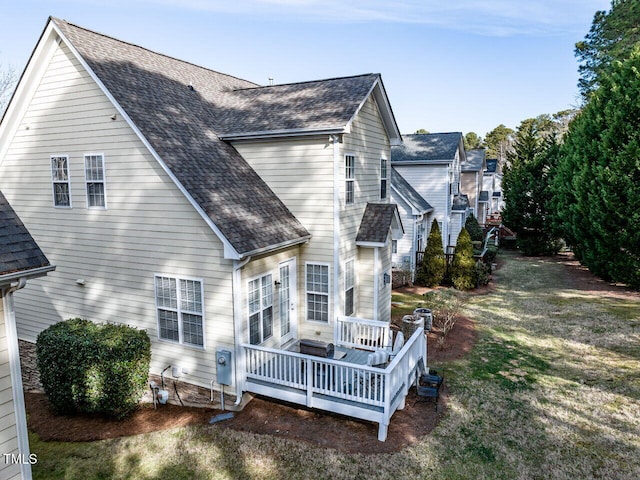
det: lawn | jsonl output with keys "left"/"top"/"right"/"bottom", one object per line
{"left": 30, "top": 251, "right": 640, "bottom": 479}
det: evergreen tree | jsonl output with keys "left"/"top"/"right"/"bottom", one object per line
{"left": 464, "top": 213, "right": 483, "bottom": 243}
{"left": 553, "top": 47, "right": 640, "bottom": 288}
{"left": 502, "top": 119, "right": 561, "bottom": 256}
{"left": 416, "top": 219, "right": 446, "bottom": 287}
{"left": 449, "top": 229, "right": 475, "bottom": 290}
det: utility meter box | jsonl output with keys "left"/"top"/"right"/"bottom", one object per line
{"left": 215, "top": 349, "right": 232, "bottom": 386}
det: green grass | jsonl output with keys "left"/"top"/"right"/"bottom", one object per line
{"left": 30, "top": 251, "right": 640, "bottom": 479}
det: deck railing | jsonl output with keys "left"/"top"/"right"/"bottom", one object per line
{"left": 334, "top": 315, "right": 391, "bottom": 351}
{"left": 241, "top": 318, "right": 427, "bottom": 441}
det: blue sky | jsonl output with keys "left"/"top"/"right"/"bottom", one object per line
{"left": 0, "top": 0, "right": 611, "bottom": 137}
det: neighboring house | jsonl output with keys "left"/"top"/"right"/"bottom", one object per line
{"left": 0, "top": 17, "right": 408, "bottom": 436}
{"left": 460, "top": 148, "right": 486, "bottom": 223}
{"left": 390, "top": 168, "right": 433, "bottom": 278}
{"left": 484, "top": 158, "right": 504, "bottom": 213}
{"left": 391, "top": 132, "right": 469, "bottom": 253}
{"left": 0, "top": 191, "right": 54, "bottom": 480}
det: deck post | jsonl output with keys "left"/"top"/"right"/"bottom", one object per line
{"left": 378, "top": 422, "right": 388, "bottom": 442}
{"left": 305, "top": 358, "right": 313, "bottom": 407}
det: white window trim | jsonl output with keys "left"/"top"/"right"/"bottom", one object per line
{"left": 84, "top": 152, "right": 107, "bottom": 209}
{"left": 247, "top": 272, "right": 274, "bottom": 345}
{"left": 50, "top": 154, "right": 72, "bottom": 208}
{"left": 305, "top": 261, "right": 331, "bottom": 324}
{"left": 345, "top": 153, "right": 355, "bottom": 205}
{"left": 380, "top": 157, "right": 388, "bottom": 200}
{"left": 154, "top": 273, "right": 206, "bottom": 350}
{"left": 344, "top": 258, "right": 355, "bottom": 317}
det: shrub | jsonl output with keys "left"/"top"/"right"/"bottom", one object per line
{"left": 465, "top": 214, "right": 484, "bottom": 243}
{"left": 416, "top": 219, "right": 446, "bottom": 287}
{"left": 423, "top": 289, "right": 466, "bottom": 348}
{"left": 449, "top": 228, "right": 476, "bottom": 290}
{"left": 474, "top": 260, "right": 491, "bottom": 286}
{"left": 36, "top": 318, "right": 151, "bottom": 419}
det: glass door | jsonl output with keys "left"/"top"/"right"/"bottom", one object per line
{"left": 278, "top": 258, "right": 297, "bottom": 344}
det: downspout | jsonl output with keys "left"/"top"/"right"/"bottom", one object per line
{"left": 332, "top": 135, "right": 341, "bottom": 327}
{"left": 4, "top": 278, "right": 32, "bottom": 480}
{"left": 413, "top": 216, "right": 419, "bottom": 281}
{"left": 232, "top": 256, "right": 251, "bottom": 406}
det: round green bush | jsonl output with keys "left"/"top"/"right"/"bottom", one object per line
{"left": 36, "top": 318, "right": 151, "bottom": 419}
{"left": 465, "top": 214, "right": 484, "bottom": 243}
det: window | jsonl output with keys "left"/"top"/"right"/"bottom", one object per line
{"left": 85, "top": 154, "right": 106, "bottom": 208}
{"left": 306, "top": 263, "right": 329, "bottom": 322}
{"left": 345, "top": 154, "right": 355, "bottom": 204}
{"left": 392, "top": 240, "right": 398, "bottom": 254}
{"left": 380, "top": 158, "right": 388, "bottom": 199}
{"left": 155, "top": 275, "right": 204, "bottom": 347}
{"left": 344, "top": 259, "right": 355, "bottom": 316}
{"left": 51, "top": 155, "right": 71, "bottom": 207}
{"left": 248, "top": 274, "right": 273, "bottom": 345}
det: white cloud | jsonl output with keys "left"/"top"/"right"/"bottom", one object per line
{"left": 129, "top": 0, "right": 610, "bottom": 36}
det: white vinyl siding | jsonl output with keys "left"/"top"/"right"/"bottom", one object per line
{"left": 0, "top": 297, "right": 21, "bottom": 480}
{"left": 248, "top": 274, "right": 273, "bottom": 345}
{"left": 0, "top": 40, "right": 234, "bottom": 392}
{"left": 155, "top": 275, "right": 204, "bottom": 348}
{"left": 51, "top": 155, "right": 71, "bottom": 207}
{"left": 306, "top": 263, "right": 329, "bottom": 323}
{"left": 84, "top": 153, "right": 106, "bottom": 208}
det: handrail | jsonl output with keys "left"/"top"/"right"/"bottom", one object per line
{"left": 335, "top": 315, "right": 391, "bottom": 351}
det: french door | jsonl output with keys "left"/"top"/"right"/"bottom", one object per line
{"left": 278, "top": 258, "right": 297, "bottom": 344}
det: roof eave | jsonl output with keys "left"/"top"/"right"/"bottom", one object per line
{"left": 220, "top": 127, "right": 346, "bottom": 142}
{"left": 0, "top": 264, "right": 56, "bottom": 286}
{"left": 239, "top": 235, "right": 311, "bottom": 259}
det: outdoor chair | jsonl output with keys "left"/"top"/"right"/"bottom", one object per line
{"left": 387, "top": 331, "right": 404, "bottom": 361}
{"left": 414, "top": 369, "right": 444, "bottom": 410}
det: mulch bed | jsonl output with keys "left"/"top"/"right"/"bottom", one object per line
{"left": 26, "top": 276, "right": 486, "bottom": 453}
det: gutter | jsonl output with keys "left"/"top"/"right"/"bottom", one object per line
{"left": 0, "top": 265, "right": 56, "bottom": 285}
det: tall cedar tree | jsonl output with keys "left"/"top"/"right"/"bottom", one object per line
{"left": 552, "top": 48, "right": 640, "bottom": 288}
{"left": 576, "top": 0, "right": 640, "bottom": 99}
{"left": 464, "top": 213, "right": 484, "bottom": 243}
{"left": 416, "top": 219, "right": 446, "bottom": 287}
{"left": 502, "top": 119, "right": 561, "bottom": 256}
{"left": 449, "top": 228, "right": 476, "bottom": 290}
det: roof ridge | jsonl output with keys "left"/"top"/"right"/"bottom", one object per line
{"left": 233, "top": 73, "right": 379, "bottom": 92}
{"left": 50, "top": 16, "right": 260, "bottom": 88}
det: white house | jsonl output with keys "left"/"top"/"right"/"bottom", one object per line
{"left": 391, "top": 132, "right": 470, "bottom": 253}
{"left": 0, "top": 17, "right": 418, "bottom": 441}
{"left": 484, "top": 158, "right": 504, "bottom": 214}
{"left": 390, "top": 167, "right": 433, "bottom": 278}
{"left": 0, "top": 191, "right": 54, "bottom": 480}
{"left": 460, "top": 148, "right": 486, "bottom": 224}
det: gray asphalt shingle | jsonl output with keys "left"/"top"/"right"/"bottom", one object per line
{"left": 53, "top": 18, "right": 382, "bottom": 256}
{"left": 391, "top": 133, "right": 462, "bottom": 163}
{"left": 356, "top": 203, "right": 400, "bottom": 244}
{"left": 462, "top": 149, "right": 486, "bottom": 172}
{"left": 0, "top": 191, "right": 50, "bottom": 276}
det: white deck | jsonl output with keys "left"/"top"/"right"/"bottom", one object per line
{"left": 240, "top": 316, "right": 427, "bottom": 441}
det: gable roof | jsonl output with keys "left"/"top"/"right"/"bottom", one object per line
{"left": 48, "top": 18, "right": 312, "bottom": 258}
{"left": 462, "top": 149, "right": 486, "bottom": 172}
{"left": 390, "top": 168, "right": 433, "bottom": 215}
{"left": 356, "top": 203, "right": 403, "bottom": 247}
{"left": 452, "top": 194, "right": 470, "bottom": 212}
{"left": 0, "top": 191, "right": 53, "bottom": 280}
{"left": 391, "top": 132, "right": 463, "bottom": 164}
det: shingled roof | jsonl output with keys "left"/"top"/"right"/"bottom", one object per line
{"left": 0, "top": 191, "right": 51, "bottom": 277}
{"left": 356, "top": 204, "right": 403, "bottom": 246}
{"left": 391, "top": 168, "right": 433, "bottom": 214}
{"left": 462, "top": 149, "right": 486, "bottom": 172}
{"left": 391, "top": 133, "right": 463, "bottom": 164}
